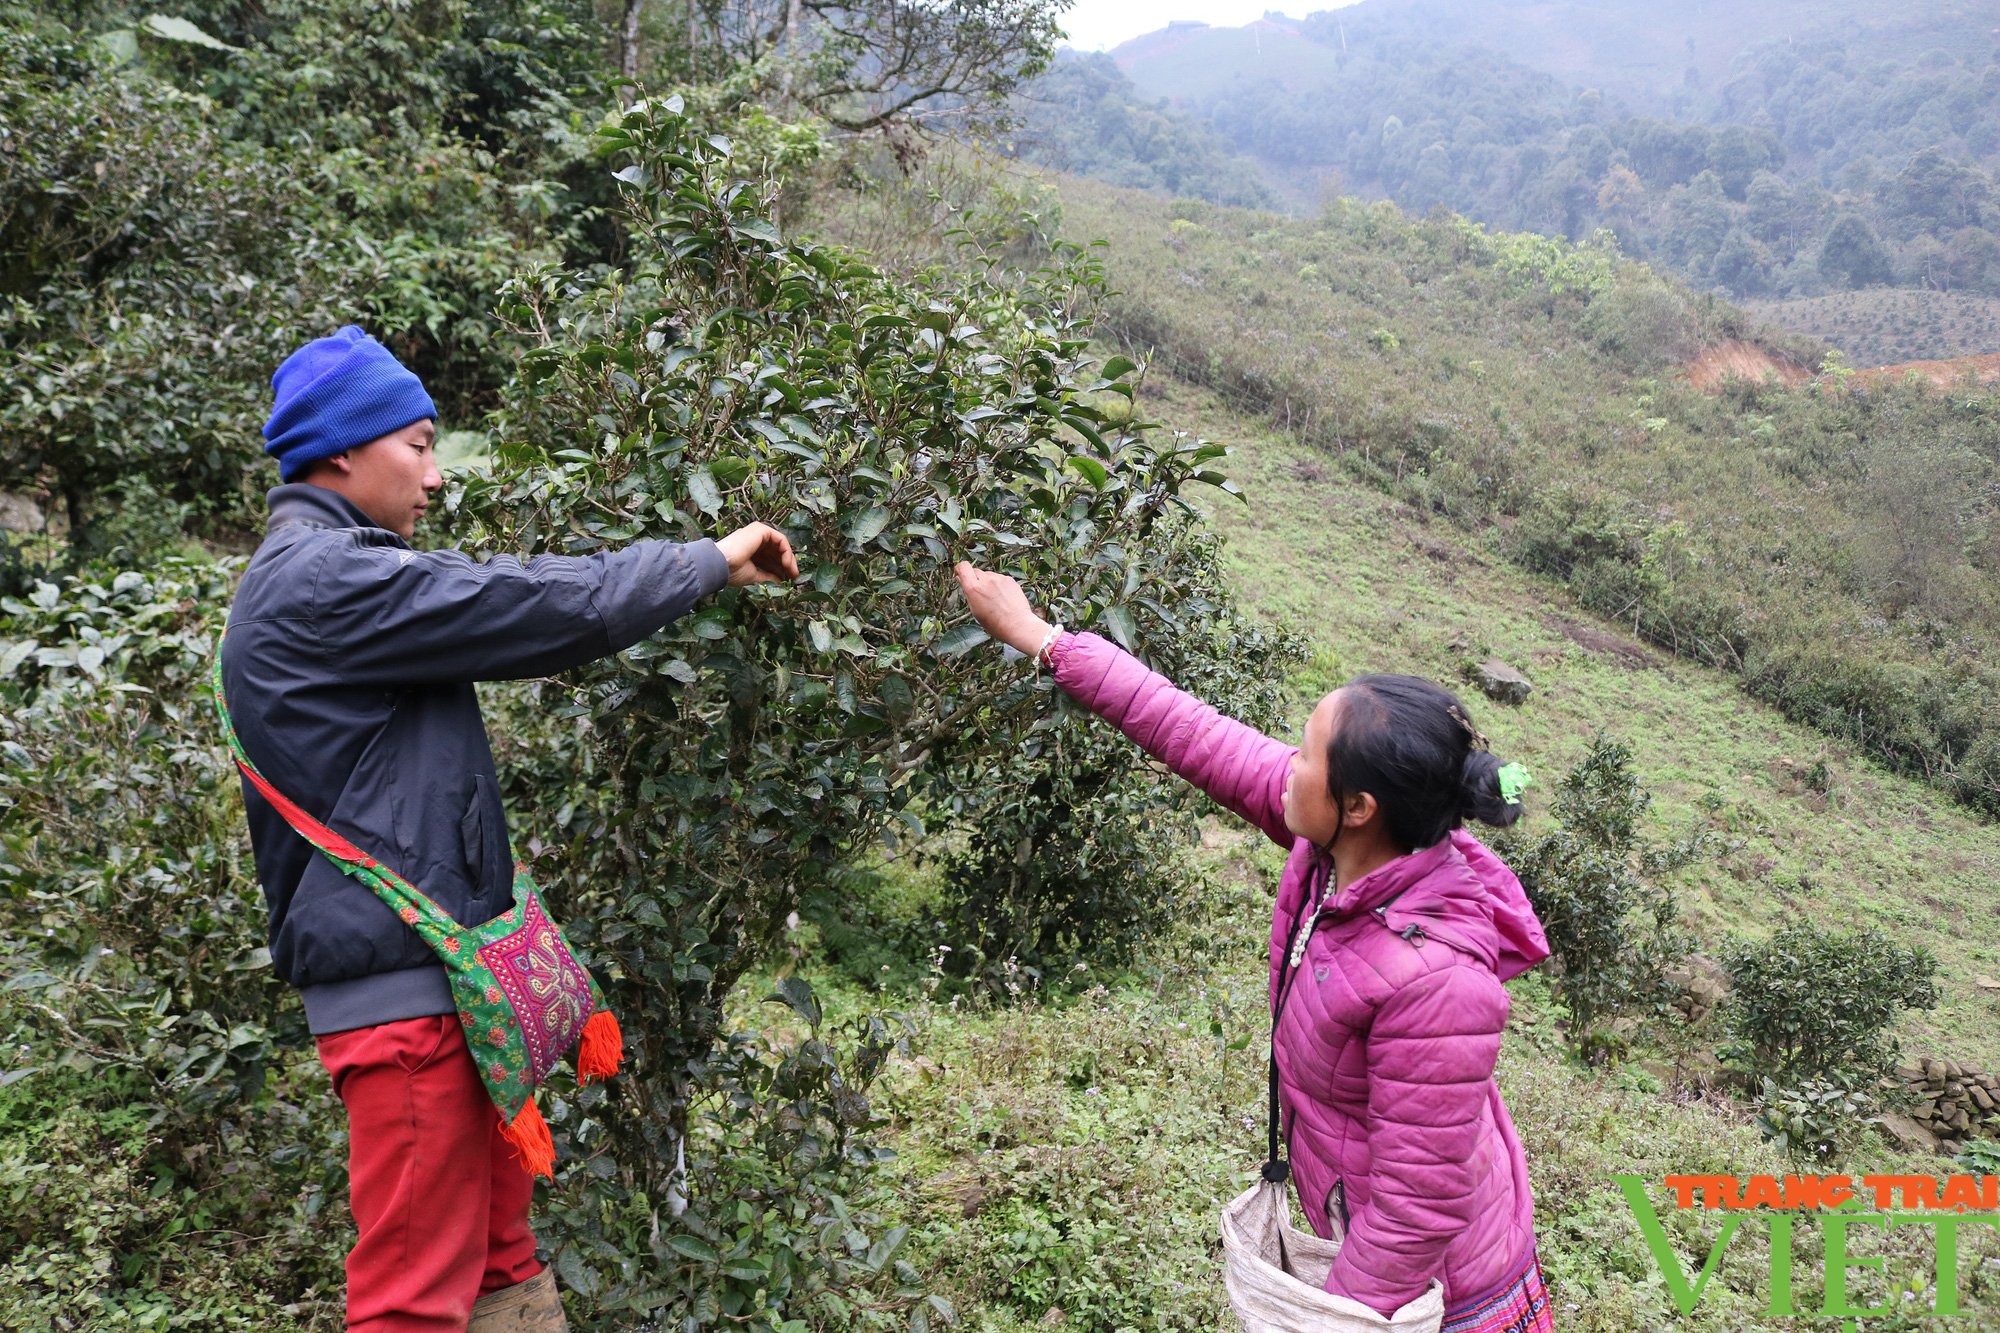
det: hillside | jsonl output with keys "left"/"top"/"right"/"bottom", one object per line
{"left": 1046, "top": 170, "right": 2000, "bottom": 837}
{"left": 1006, "top": 50, "right": 1274, "bottom": 209}
{"left": 1162, "top": 373, "right": 2000, "bottom": 1069}
{"left": 839, "top": 371, "right": 2000, "bottom": 1332}
{"left": 1744, "top": 289, "right": 2000, "bottom": 366}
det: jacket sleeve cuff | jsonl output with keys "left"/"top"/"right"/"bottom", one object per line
{"left": 690, "top": 538, "right": 729, "bottom": 597}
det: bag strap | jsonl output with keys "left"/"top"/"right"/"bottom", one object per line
{"left": 1262, "top": 862, "right": 1328, "bottom": 1184}
{"left": 210, "top": 646, "right": 383, "bottom": 871}
{"left": 209, "top": 636, "right": 448, "bottom": 937}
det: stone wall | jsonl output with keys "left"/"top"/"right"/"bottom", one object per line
{"left": 1898, "top": 1057, "right": 2000, "bottom": 1149}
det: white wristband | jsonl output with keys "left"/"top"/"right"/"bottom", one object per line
{"left": 1034, "top": 623, "right": 1064, "bottom": 669}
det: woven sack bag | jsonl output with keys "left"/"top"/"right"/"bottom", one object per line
{"left": 1229, "top": 865, "right": 1444, "bottom": 1333}
{"left": 1221, "top": 1179, "right": 1443, "bottom": 1333}
{"left": 213, "top": 643, "right": 622, "bottom": 1177}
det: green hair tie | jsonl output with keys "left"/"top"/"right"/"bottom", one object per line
{"left": 1497, "top": 762, "right": 1533, "bottom": 805}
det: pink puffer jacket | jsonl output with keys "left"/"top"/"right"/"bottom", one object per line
{"left": 1048, "top": 632, "right": 1551, "bottom": 1317}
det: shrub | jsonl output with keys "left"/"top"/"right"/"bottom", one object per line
{"left": 1720, "top": 920, "right": 1939, "bottom": 1085}
{"left": 0, "top": 27, "right": 362, "bottom": 550}
{"left": 1750, "top": 1075, "right": 1876, "bottom": 1163}
{"left": 1492, "top": 734, "right": 1705, "bottom": 1045}
{"left": 0, "top": 561, "right": 292, "bottom": 1111}
{"left": 1578, "top": 271, "right": 1701, "bottom": 370}
{"left": 456, "top": 97, "right": 1273, "bottom": 1322}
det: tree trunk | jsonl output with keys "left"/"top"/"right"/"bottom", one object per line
{"left": 781, "top": 0, "right": 801, "bottom": 97}
{"left": 63, "top": 483, "right": 88, "bottom": 559}
{"left": 620, "top": 0, "right": 643, "bottom": 83}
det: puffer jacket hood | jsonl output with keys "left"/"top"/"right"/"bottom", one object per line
{"left": 1047, "top": 631, "right": 1549, "bottom": 1319}
{"left": 1335, "top": 830, "right": 1551, "bottom": 984}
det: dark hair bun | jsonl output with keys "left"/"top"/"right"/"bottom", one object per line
{"left": 1461, "top": 750, "right": 1525, "bottom": 828}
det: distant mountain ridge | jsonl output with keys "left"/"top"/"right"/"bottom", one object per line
{"left": 1110, "top": 2, "right": 1997, "bottom": 120}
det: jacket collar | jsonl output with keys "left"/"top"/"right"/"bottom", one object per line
{"left": 264, "top": 484, "right": 407, "bottom": 547}
{"left": 1323, "top": 830, "right": 1551, "bottom": 981}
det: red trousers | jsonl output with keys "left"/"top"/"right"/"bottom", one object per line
{"left": 318, "top": 1014, "right": 543, "bottom": 1332}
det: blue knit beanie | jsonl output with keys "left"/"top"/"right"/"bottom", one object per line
{"left": 263, "top": 326, "right": 437, "bottom": 482}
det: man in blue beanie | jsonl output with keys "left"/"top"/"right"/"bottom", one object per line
{"left": 223, "top": 327, "right": 795, "bottom": 1332}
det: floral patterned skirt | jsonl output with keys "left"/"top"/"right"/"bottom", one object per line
{"left": 1441, "top": 1249, "right": 1555, "bottom": 1333}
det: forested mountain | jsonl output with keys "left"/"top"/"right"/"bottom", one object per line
{"left": 1037, "top": 2, "right": 2000, "bottom": 319}
{"left": 1006, "top": 50, "right": 1274, "bottom": 208}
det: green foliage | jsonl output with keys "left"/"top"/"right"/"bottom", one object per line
{"left": 0, "top": 556, "right": 354, "bottom": 1324}
{"left": 928, "top": 541, "right": 1301, "bottom": 985}
{"left": 0, "top": 560, "right": 294, "bottom": 1113}
{"left": 1721, "top": 920, "right": 1940, "bottom": 1085}
{"left": 0, "top": 3, "right": 613, "bottom": 554}
{"left": 1470, "top": 223, "right": 1621, "bottom": 300}
{"left": 1818, "top": 213, "right": 1895, "bottom": 289}
{"left": 536, "top": 979, "right": 939, "bottom": 1330}
{"left": 1493, "top": 735, "right": 1703, "bottom": 1043}
{"left": 1957, "top": 1139, "right": 2000, "bottom": 1173}
{"left": 0, "top": 1061, "right": 350, "bottom": 1329}
{"left": 1748, "top": 1074, "right": 1876, "bottom": 1163}
{"left": 455, "top": 97, "right": 1274, "bottom": 1322}
{"left": 0, "top": 24, "right": 356, "bottom": 550}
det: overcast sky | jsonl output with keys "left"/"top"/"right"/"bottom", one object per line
{"left": 1057, "top": 2, "right": 1342, "bottom": 52}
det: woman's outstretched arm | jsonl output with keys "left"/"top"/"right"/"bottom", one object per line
{"left": 956, "top": 564, "right": 1297, "bottom": 849}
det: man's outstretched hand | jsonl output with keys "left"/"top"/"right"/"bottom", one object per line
{"left": 716, "top": 523, "right": 799, "bottom": 586}
{"left": 954, "top": 562, "right": 1054, "bottom": 658}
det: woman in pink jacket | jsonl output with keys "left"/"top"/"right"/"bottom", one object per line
{"left": 956, "top": 564, "right": 1555, "bottom": 1332}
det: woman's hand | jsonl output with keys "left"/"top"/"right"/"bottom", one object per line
{"left": 716, "top": 523, "right": 799, "bottom": 586}
{"left": 954, "top": 563, "right": 1054, "bottom": 658}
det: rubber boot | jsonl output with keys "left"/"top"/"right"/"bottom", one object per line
{"left": 467, "top": 1266, "right": 568, "bottom": 1332}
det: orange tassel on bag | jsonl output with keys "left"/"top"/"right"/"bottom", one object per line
{"left": 577, "top": 1009, "right": 624, "bottom": 1084}
{"left": 500, "top": 1097, "right": 557, "bottom": 1180}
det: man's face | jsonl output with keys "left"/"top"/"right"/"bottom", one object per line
{"left": 306, "top": 420, "right": 442, "bottom": 539}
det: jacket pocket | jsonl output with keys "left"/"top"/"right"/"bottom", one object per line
{"left": 459, "top": 786, "right": 484, "bottom": 887}
{"left": 459, "top": 774, "right": 512, "bottom": 910}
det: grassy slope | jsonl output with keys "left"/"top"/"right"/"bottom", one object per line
{"left": 1161, "top": 373, "right": 2000, "bottom": 1069}
{"left": 848, "top": 373, "right": 2000, "bottom": 1333}
{"left": 1046, "top": 171, "right": 2000, "bottom": 818}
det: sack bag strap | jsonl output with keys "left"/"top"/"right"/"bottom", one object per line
{"left": 1263, "top": 862, "right": 1330, "bottom": 1185}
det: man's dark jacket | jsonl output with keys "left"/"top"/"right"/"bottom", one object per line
{"left": 221, "top": 485, "right": 727, "bottom": 1035}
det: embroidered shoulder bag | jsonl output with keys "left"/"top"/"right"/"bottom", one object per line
{"left": 212, "top": 644, "right": 621, "bottom": 1178}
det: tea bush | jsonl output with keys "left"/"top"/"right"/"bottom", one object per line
{"left": 1721, "top": 920, "right": 1940, "bottom": 1085}
{"left": 927, "top": 538, "right": 1301, "bottom": 985}
{"left": 0, "top": 561, "right": 287, "bottom": 1112}
{"left": 0, "top": 563, "right": 354, "bottom": 1325}
{"left": 1492, "top": 734, "right": 1707, "bottom": 1044}
{"left": 454, "top": 96, "right": 1285, "bottom": 1320}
